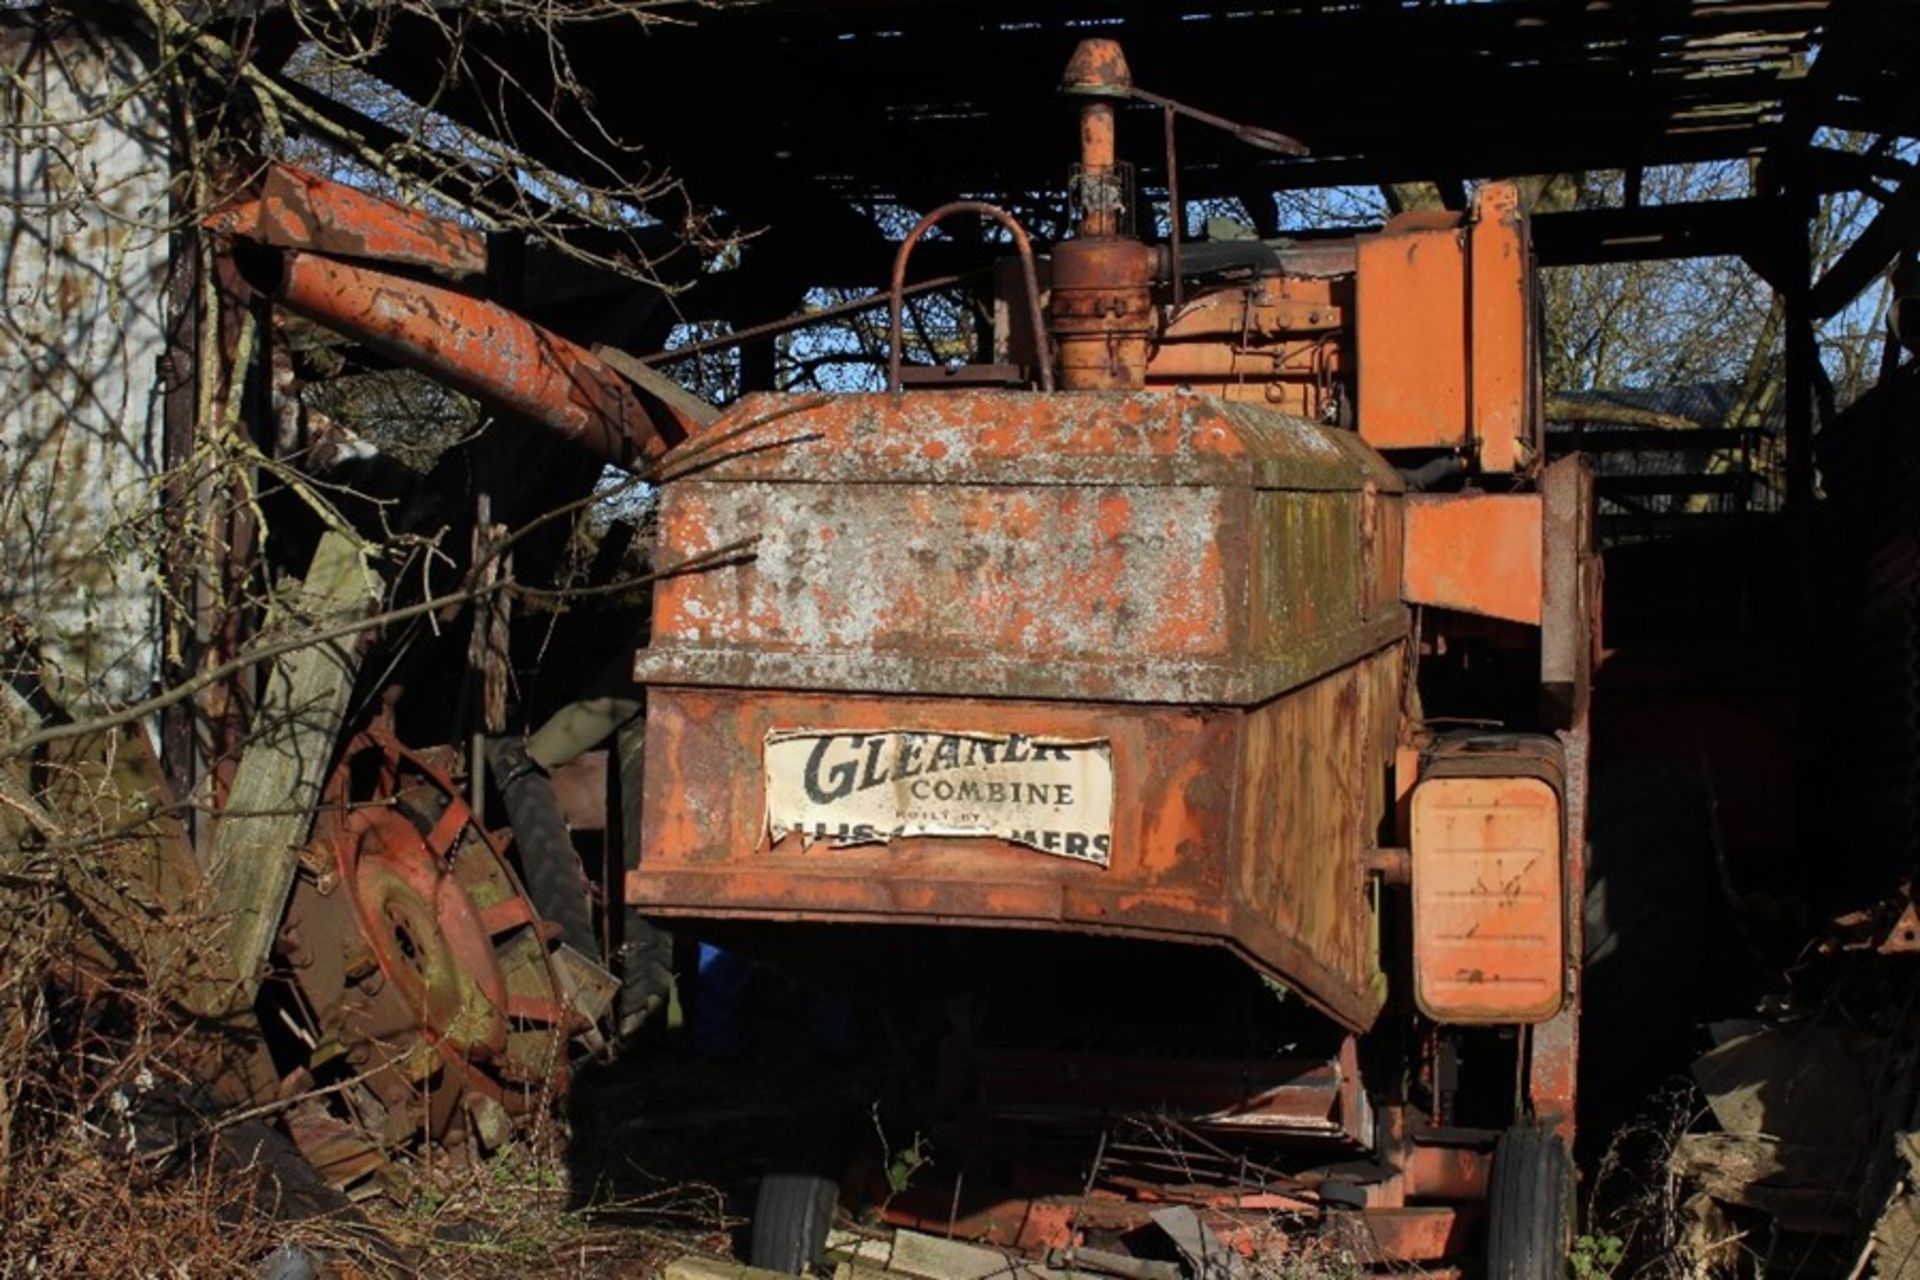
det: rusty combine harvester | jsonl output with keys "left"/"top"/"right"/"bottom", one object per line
{"left": 622, "top": 40, "right": 1598, "bottom": 1276}
{"left": 200, "top": 36, "right": 1596, "bottom": 1275}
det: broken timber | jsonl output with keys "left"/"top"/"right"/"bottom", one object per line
{"left": 208, "top": 530, "right": 378, "bottom": 997}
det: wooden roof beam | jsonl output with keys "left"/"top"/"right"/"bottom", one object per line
{"left": 1532, "top": 199, "right": 1778, "bottom": 266}
{"left": 1756, "top": 0, "right": 1885, "bottom": 193}
{"left": 1809, "top": 167, "right": 1920, "bottom": 319}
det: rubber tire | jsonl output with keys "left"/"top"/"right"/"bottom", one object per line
{"left": 488, "top": 740, "right": 598, "bottom": 957}
{"left": 1486, "top": 1126, "right": 1574, "bottom": 1279}
{"left": 749, "top": 1170, "right": 839, "bottom": 1274}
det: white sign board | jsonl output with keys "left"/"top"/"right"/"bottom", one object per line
{"left": 764, "top": 729, "right": 1114, "bottom": 866}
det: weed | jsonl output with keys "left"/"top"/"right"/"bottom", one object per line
{"left": 1570, "top": 1232, "right": 1626, "bottom": 1279}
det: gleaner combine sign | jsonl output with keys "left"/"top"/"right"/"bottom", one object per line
{"left": 764, "top": 729, "right": 1115, "bottom": 865}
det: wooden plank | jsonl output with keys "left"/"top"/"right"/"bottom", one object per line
{"left": 207, "top": 531, "right": 377, "bottom": 997}
{"left": 664, "top": 1257, "right": 798, "bottom": 1280}
{"left": 1532, "top": 198, "right": 1775, "bottom": 266}
{"left": 1595, "top": 473, "right": 1749, "bottom": 497}
{"left": 889, "top": 1231, "right": 1036, "bottom": 1280}
{"left": 593, "top": 340, "right": 722, "bottom": 430}
{"left": 1546, "top": 428, "right": 1759, "bottom": 454}
{"left": 1042, "top": 1247, "right": 1180, "bottom": 1280}
{"left": 1671, "top": 1133, "right": 1861, "bottom": 1234}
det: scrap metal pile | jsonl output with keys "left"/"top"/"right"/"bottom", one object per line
{"left": 3, "top": 159, "right": 714, "bottom": 1194}
{"left": 201, "top": 169, "right": 708, "bottom": 1188}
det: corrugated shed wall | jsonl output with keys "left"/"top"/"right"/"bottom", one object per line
{"left": 0, "top": 20, "right": 170, "bottom": 707}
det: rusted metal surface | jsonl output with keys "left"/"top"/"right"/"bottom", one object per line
{"left": 1402, "top": 492, "right": 1544, "bottom": 625}
{"left": 632, "top": 651, "right": 1400, "bottom": 1031}
{"left": 1052, "top": 41, "right": 1154, "bottom": 388}
{"left": 1467, "top": 181, "right": 1534, "bottom": 472}
{"left": 1353, "top": 181, "right": 1534, "bottom": 471}
{"left": 881, "top": 1190, "right": 1156, "bottom": 1253}
{"left": 258, "top": 250, "right": 682, "bottom": 468}
{"left": 633, "top": 381, "right": 1412, "bottom": 1029}
{"left": 1355, "top": 210, "right": 1469, "bottom": 454}
{"left": 1541, "top": 454, "right": 1600, "bottom": 728}
{"left": 1061, "top": 35, "right": 1307, "bottom": 161}
{"left": 1061, "top": 37, "right": 1133, "bottom": 98}
{"left": 1147, "top": 272, "right": 1348, "bottom": 415}
{"left": 613, "top": 30, "right": 1589, "bottom": 1249}
{"left": 1528, "top": 453, "right": 1595, "bottom": 1139}
{"left": 1881, "top": 891, "right": 1920, "bottom": 954}
{"left": 1050, "top": 237, "right": 1156, "bottom": 390}
{"left": 1062, "top": 40, "right": 1130, "bottom": 242}
{"left": 1327, "top": 1207, "right": 1470, "bottom": 1264}
{"left": 888, "top": 202, "right": 1051, "bottom": 392}
{"left": 1404, "top": 1143, "right": 1491, "bottom": 1201}
{"left": 1410, "top": 739, "right": 1568, "bottom": 1023}
{"left": 635, "top": 390, "right": 1404, "bottom": 706}
{"left": 210, "top": 163, "right": 486, "bottom": 279}
{"left": 275, "top": 723, "right": 578, "bottom": 1191}
{"left": 1529, "top": 729, "right": 1587, "bottom": 1144}
{"left": 880, "top": 1184, "right": 1473, "bottom": 1264}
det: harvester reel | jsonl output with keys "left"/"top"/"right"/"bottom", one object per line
{"left": 276, "top": 724, "right": 578, "bottom": 1192}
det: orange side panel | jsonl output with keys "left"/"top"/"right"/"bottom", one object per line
{"left": 630, "top": 668, "right": 1397, "bottom": 1032}
{"left": 1410, "top": 776, "right": 1564, "bottom": 1023}
{"left": 1468, "top": 181, "right": 1531, "bottom": 473}
{"left": 1401, "top": 493, "right": 1543, "bottom": 625}
{"left": 1356, "top": 217, "right": 1468, "bottom": 452}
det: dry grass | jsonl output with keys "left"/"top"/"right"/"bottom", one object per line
{"left": 0, "top": 876, "right": 287, "bottom": 1276}
{"left": 0, "top": 707, "right": 744, "bottom": 1278}
{"left": 352, "top": 1135, "right": 735, "bottom": 1279}
{"left": 0, "top": 903, "right": 723, "bottom": 1277}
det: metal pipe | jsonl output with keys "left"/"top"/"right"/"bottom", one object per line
{"left": 1151, "top": 240, "right": 1281, "bottom": 280}
{"left": 1163, "top": 104, "right": 1183, "bottom": 309}
{"left": 209, "top": 164, "right": 488, "bottom": 279}
{"left": 1081, "top": 100, "right": 1117, "bottom": 172}
{"left": 260, "top": 249, "right": 682, "bottom": 468}
{"left": 647, "top": 271, "right": 974, "bottom": 366}
{"left": 887, "top": 201, "right": 1052, "bottom": 393}
{"left": 1080, "top": 102, "right": 1118, "bottom": 238}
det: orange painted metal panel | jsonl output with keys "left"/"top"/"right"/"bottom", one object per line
{"left": 1355, "top": 215, "right": 1467, "bottom": 452}
{"left": 1469, "top": 181, "right": 1532, "bottom": 473}
{"left": 629, "top": 659, "right": 1399, "bottom": 1031}
{"left": 1401, "top": 492, "right": 1543, "bottom": 625}
{"left": 1234, "top": 647, "right": 1400, "bottom": 1018}
{"left": 1146, "top": 273, "right": 1350, "bottom": 419}
{"left": 1331, "top": 1206, "right": 1469, "bottom": 1264}
{"left": 1410, "top": 775, "right": 1564, "bottom": 1022}
{"left": 1405, "top": 1143, "right": 1491, "bottom": 1200}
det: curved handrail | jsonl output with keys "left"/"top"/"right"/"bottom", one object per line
{"left": 887, "top": 200, "right": 1053, "bottom": 393}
